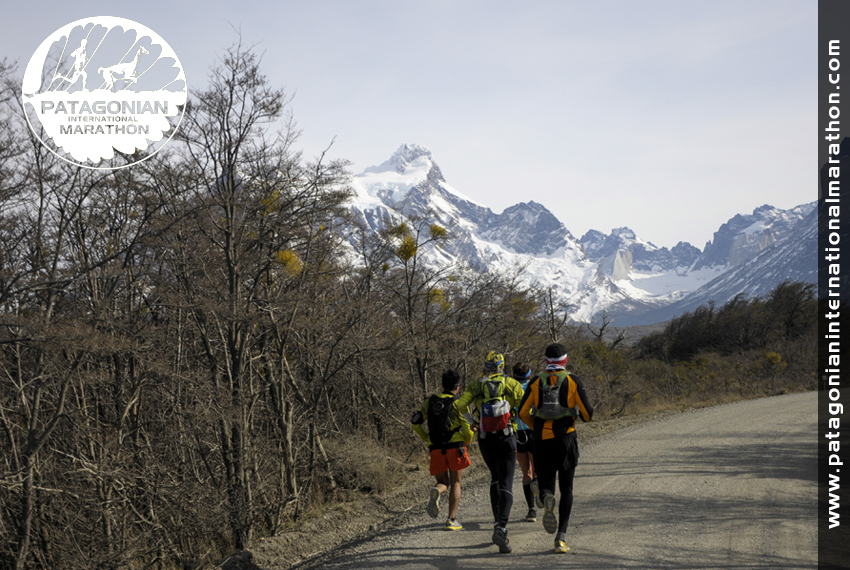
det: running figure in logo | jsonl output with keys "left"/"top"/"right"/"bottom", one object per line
{"left": 98, "top": 45, "right": 149, "bottom": 90}
{"left": 59, "top": 38, "right": 90, "bottom": 91}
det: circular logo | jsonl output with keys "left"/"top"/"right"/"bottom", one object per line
{"left": 21, "top": 16, "right": 187, "bottom": 169}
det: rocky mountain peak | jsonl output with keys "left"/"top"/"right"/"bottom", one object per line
{"left": 499, "top": 201, "right": 555, "bottom": 225}
{"left": 696, "top": 202, "right": 813, "bottom": 270}
{"left": 671, "top": 241, "right": 701, "bottom": 263}
{"left": 363, "top": 143, "right": 436, "bottom": 175}
{"left": 752, "top": 204, "right": 780, "bottom": 216}
{"left": 482, "top": 201, "right": 570, "bottom": 255}
{"left": 611, "top": 227, "right": 637, "bottom": 241}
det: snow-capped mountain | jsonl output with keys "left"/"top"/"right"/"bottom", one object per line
{"left": 346, "top": 144, "right": 602, "bottom": 317}
{"left": 345, "top": 144, "right": 815, "bottom": 325}
{"left": 613, "top": 205, "right": 818, "bottom": 326}
{"left": 694, "top": 203, "right": 815, "bottom": 269}
{"left": 580, "top": 228, "right": 701, "bottom": 276}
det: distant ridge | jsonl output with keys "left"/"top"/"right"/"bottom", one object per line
{"left": 345, "top": 144, "right": 816, "bottom": 325}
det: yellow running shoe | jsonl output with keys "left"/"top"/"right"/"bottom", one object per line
{"left": 444, "top": 518, "right": 462, "bottom": 531}
{"left": 555, "top": 540, "right": 571, "bottom": 554}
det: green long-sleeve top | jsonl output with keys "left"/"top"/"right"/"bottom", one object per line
{"left": 411, "top": 392, "right": 474, "bottom": 450}
{"left": 454, "top": 373, "right": 526, "bottom": 432}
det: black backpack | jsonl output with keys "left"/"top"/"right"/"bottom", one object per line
{"left": 427, "top": 394, "right": 459, "bottom": 447}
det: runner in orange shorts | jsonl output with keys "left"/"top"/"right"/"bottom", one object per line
{"left": 411, "top": 370, "right": 473, "bottom": 530}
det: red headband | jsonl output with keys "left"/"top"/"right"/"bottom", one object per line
{"left": 545, "top": 354, "right": 568, "bottom": 368}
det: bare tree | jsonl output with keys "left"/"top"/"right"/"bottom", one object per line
{"left": 165, "top": 39, "right": 352, "bottom": 548}
{"left": 584, "top": 310, "right": 627, "bottom": 349}
{"left": 536, "top": 285, "right": 573, "bottom": 343}
{"left": 374, "top": 215, "right": 456, "bottom": 398}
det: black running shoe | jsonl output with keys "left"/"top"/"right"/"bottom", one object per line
{"left": 542, "top": 493, "right": 557, "bottom": 534}
{"left": 530, "top": 479, "right": 543, "bottom": 509}
{"left": 426, "top": 487, "right": 440, "bottom": 518}
{"left": 492, "top": 527, "right": 512, "bottom": 554}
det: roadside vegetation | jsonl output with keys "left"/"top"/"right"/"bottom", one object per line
{"left": 0, "top": 49, "right": 816, "bottom": 570}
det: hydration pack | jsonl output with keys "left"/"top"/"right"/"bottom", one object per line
{"left": 533, "top": 372, "right": 577, "bottom": 421}
{"left": 427, "top": 394, "right": 458, "bottom": 447}
{"left": 479, "top": 376, "right": 513, "bottom": 438}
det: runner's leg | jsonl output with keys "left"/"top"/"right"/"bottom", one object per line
{"left": 448, "top": 468, "right": 462, "bottom": 520}
{"left": 494, "top": 435, "right": 517, "bottom": 529}
{"left": 534, "top": 438, "right": 557, "bottom": 497}
{"left": 479, "top": 438, "right": 501, "bottom": 522}
{"left": 557, "top": 464, "right": 576, "bottom": 534}
{"left": 517, "top": 450, "right": 532, "bottom": 482}
{"left": 517, "top": 448, "right": 534, "bottom": 508}
{"left": 434, "top": 470, "right": 449, "bottom": 495}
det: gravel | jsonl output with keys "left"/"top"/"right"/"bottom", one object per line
{"left": 218, "top": 392, "right": 817, "bottom": 570}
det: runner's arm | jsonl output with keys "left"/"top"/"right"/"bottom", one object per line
{"left": 455, "top": 408, "right": 474, "bottom": 445}
{"left": 505, "top": 377, "right": 526, "bottom": 430}
{"left": 518, "top": 379, "right": 537, "bottom": 430}
{"left": 506, "top": 377, "right": 526, "bottom": 407}
{"left": 410, "top": 401, "right": 431, "bottom": 444}
{"left": 453, "top": 382, "right": 477, "bottom": 415}
{"left": 564, "top": 374, "right": 594, "bottom": 422}
{"left": 517, "top": 380, "right": 533, "bottom": 411}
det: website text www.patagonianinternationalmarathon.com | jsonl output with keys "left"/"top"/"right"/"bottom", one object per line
{"left": 825, "top": 38, "right": 843, "bottom": 531}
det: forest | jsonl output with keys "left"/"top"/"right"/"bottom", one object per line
{"left": 0, "top": 46, "right": 817, "bottom": 570}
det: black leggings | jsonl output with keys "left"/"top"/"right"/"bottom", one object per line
{"left": 478, "top": 433, "right": 517, "bottom": 529}
{"left": 534, "top": 433, "right": 578, "bottom": 534}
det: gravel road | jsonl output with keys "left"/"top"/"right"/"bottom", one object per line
{"left": 290, "top": 392, "right": 817, "bottom": 570}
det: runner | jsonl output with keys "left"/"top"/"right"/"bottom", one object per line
{"left": 519, "top": 343, "right": 594, "bottom": 554}
{"left": 411, "top": 369, "right": 473, "bottom": 530}
{"left": 511, "top": 361, "right": 539, "bottom": 522}
{"left": 454, "top": 351, "right": 525, "bottom": 553}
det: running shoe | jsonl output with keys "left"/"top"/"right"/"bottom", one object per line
{"left": 554, "top": 540, "right": 571, "bottom": 554}
{"left": 530, "top": 479, "right": 543, "bottom": 508}
{"left": 542, "top": 493, "right": 558, "bottom": 534}
{"left": 444, "top": 518, "right": 462, "bottom": 531}
{"left": 492, "top": 526, "right": 512, "bottom": 554}
{"left": 525, "top": 508, "right": 537, "bottom": 522}
{"left": 426, "top": 487, "right": 441, "bottom": 518}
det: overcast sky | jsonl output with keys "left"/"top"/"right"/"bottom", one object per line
{"left": 2, "top": 0, "right": 816, "bottom": 249}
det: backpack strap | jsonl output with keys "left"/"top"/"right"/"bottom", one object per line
{"left": 532, "top": 371, "right": 576, "bottom": 431}
{"left": 537, "top": 371, "right": 565, "bottom": 400}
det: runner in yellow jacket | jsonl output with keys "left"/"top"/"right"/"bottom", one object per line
{"left": 519, "top": 343, "right": 593, "bottom": 554}
{"left": 454, "top": 351, "right": 526, "bottom": 554}
{"left": 411, "top": 370, "right": 473, "bottom": 531}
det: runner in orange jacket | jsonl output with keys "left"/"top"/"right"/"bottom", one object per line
{"left": 519, "top": 343, "right": 593, "bottom": 554}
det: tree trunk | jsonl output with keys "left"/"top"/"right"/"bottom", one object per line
{"left": 15, "top": 458, "right": 35, "bottom": 570}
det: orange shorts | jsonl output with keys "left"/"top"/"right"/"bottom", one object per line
{"left": 429, "top": 446, "right": 471, "bottom": 475}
